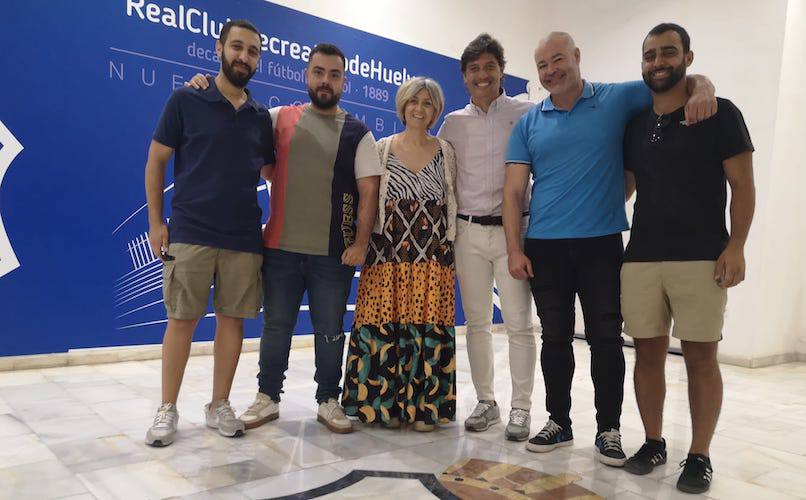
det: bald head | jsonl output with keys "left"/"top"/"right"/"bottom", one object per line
{"left": 537, "top": 32, "right": 577, "bottom": 54}
{"left": 534, "top": 31, "right": 583, "bottom": 102}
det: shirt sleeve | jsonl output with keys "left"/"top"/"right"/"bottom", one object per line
{"left": 615, "top": 80, "right": 653, "bottom": 117}
{"left": 354, "top": 131, "right": 384, "bottom": 179}
{"left": 505, "top": 115, "right": 532, "bottom": 165}
{"left": 262, "top": 110, "right": 276, "bottom": 166}
{"left": 622, "top": 116, "right": 641, "bottom": 172}
{"left": 715, "top": 99, "right": 754, "bottom": 161}
{"left": 436, "top": 118, "right": 448, "bottom": 140}
{"left": 152, "top": 90, "right": 183, "bottom": 148}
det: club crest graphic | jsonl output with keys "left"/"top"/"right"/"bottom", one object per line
{"left": 0, "top": 119, "right": 23, "bottom": 279}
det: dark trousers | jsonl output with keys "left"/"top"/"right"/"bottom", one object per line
{"left": 524, "top": 234, "right": 625, "bottom": 433}
{"left": 257, "top": 248, "right": 355, "bottom": 404}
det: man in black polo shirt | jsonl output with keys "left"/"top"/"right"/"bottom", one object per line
{"left": 143, "top": 20, "right": 275, "bottom": 447}
{"left": 621, "top": 23, "right": 755, "bottom": 493}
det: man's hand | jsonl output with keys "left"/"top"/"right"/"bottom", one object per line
{"left": 185, "top": 73, "right": 212, "bottom": 90}
{"left": 684, "top": 92, "right": 718, "bottom": 125}
{"left": 149, "top": 223, "right": 170, "bottom": 261}
{"left": 714, "top": 244, "right": 745, "bottom": 288}
{"left": 508, "top": 249, "right": 534, "bottom": 280}
{"left": 341, "top": 241, "right": 368, "bottom": 267}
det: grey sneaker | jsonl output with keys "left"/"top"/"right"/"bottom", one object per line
{"left": 145, "top": 403, "right": 178, "bottom": 447}
{"left": 317, "top": 398, "right": 353, "bottom": 434}
{"left": 505, "top": 408, "right": 531, "bottom": 441}
{"left": 239, "top": 392, "right": 279, "bottom": 429}
{"left": 465, "top": 401, "right": 501, "bottom": 432}
{"left": 205, "top": 399, "right": 245, "bottom": 438}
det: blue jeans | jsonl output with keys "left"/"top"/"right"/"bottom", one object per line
{"left": 258, "top": 248, "right": 354, "bottom": 404}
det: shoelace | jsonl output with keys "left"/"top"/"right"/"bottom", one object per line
{"left": 598, "top": 429, "right": 623, "bottom": 451}
{"left": 510, "top": 409, "right": 529, "bottom": 427}
{"left": 537, "top": 419, "right": 562, "bottom": 439}
{"left": 215, "top": 400, "right": 236, "bottom": 420}
{"left": 323, "top": 400, "right": 346, "bottom": 419}
{"left": 153, "top": 404, "right": 176, "bottom": 428}
{"left": 244, "top": 394, "right": 270, "bottom": 416}
{"left": 470, "top": 402, "right": 492, "bottom": 419}
{"left": 679, "top": 458, "right": 713, "bottom": 480}
{"left": 633, "top": 443, "right": 663, "bottom": 462}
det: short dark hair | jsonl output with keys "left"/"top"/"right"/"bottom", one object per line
{"left": 460, "top": 33, "right": 506, "bottom": 73}
{"left": 645, "top": 23, "right": 691, "bottom": 53}
{"left": 219, "top": 19, "right": 261, "bottom": 46}
{"left": 309, "top": 43, "right": 346, "bottom": 67}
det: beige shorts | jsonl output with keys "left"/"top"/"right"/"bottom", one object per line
{"left": 621, "top": 261, "right": 727, "bottom": 342}
{"left": 162, "top": 243, "right": 263, "bottom": 320}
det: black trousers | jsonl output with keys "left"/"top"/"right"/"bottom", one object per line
{"left": 524, "top": 233, "right": 625, "bottom": 433}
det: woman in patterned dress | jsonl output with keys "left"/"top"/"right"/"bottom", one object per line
{"left": 341, "top": 77, "right": 457, "bottom": 432}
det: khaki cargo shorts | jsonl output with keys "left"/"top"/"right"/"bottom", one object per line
{"left": 162, "top": 243, "right": 263, "bottom": 320}
{"left": 621, "top": 261, "right": 727, "bottom": 342}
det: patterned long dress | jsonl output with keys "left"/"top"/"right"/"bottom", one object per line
{"left": 342, "top": 148, "right": 456, "bottom": 426}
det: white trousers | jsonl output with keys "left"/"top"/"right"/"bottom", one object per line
{"left": 454, "top": 219, "right": 537, "bottom": 411}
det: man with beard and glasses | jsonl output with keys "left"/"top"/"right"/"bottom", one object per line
{"left": 192, "top": 43, "right": 382, "bottom": 433}
{"left": 144, "top": 20, "right": 274, "bottom": 447}
{"left": 437, "top": 34, "right": 537, "bottom": 442}
{"left": 502, "top": 31, "right": 717, "bottom": 467}
{"left": 621, "top": 24, "right": 754, "bottom": 494}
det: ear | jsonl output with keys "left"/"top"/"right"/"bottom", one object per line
{"left": 215, "top": 39, "right": 223, "bottom": 59}
{"left": 685, "top": 50, "right": 694, "bottom": 67}
{"left": 574, "top": 47, "right": 581, "bottom": 64}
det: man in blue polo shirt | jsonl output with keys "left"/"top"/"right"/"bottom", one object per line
{"left": 143, "top": 20, "right": 275, "bottom": 447}
{"left": 502, "top": 32, "right": 715, "bottom": 466}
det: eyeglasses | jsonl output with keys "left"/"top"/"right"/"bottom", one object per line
{"left": 648, "top": 113, "right": 672, "bottom": 146}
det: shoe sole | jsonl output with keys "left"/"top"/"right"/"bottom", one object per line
{"left": 526, "top": 439, "right": 574, "bottom": 453}
{"left": 677, "top": 484, "right": 710, "bottom": 494}
{"left": 624, "top": 457, "right": 666, "bottom": 476}
{"left": 241, "top": 412, "right": 279, "bottom": 430}
{"left": 317, "top": 415, "right": 353, "bottom": 434}
{"left": 505, "top": 432, "right": 530, "bottom": 442}
{"left": 465, "top": 416, "right": 501, "bottom": 432}
{"left": 598, "top": 452, "right": 627, "bottom": 467}
{"left": 145, "top": 438, "right": 173, "bottom": 447}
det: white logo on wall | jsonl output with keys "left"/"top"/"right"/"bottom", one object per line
{"left": 0, "top": 119, "right": 23, "bottom": 279}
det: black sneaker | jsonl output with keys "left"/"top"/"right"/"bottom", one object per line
{"left": 595, "top": 428, "right": 627, "bottom": 467}
{"left": 624, "top": 439, "right": 667, "bottom": 475}
{"left": 526, "top": 419, "right": 573, "bottom": 453}
{"left": 677, "top": 454, "right": 713, "bottom": 494}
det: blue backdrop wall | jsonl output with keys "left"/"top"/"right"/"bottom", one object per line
{"left": 0, "top": 0, "right": 526, "bottom": 356}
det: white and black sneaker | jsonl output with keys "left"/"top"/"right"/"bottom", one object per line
{"left": 677, "top": 454, "right": 713, "bottom": 494}
{"left": 526, "top": 419, "right": 573, "bottom": 453}
{"left": 624, "top": 439, "right": 667, "bottom": 475}
{"left": 595, "top": 428, "right": 627, "bottom": 466}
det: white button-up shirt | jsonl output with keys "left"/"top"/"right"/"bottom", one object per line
{"left": 438, "top": 91, "right": 533, "bottom": 216}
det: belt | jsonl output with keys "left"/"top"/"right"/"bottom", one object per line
{"left": 457, "top": 212, "right": 529, "bottom": 226}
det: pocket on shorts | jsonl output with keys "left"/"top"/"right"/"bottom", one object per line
{"left": 162, "top": 260, "right": 176, "bottom": 311}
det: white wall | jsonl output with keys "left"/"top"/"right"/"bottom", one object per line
{"left": 265, "top": 0, "right": 543, "bottom": 81}
{"left": 268, "top": 0, "right": 805, "bottom": 365}
{"left": 763, "top": 0, "right": 806, "bottom": 360}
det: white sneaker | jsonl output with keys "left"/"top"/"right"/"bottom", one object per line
{"left": 317, "top": 398, "right": 353, "bottom": 434}
{"left": 204, "top": 399, "right": 245, "bottom": 438}
{"left": 239, "top": 392, "right": 279, "bottom": 429}
{"left": 145, "top": 403, "right": 178, "bottom": 447}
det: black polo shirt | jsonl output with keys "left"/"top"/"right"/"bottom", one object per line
{"left": 623, "top": 97, "right": 753, "bottom": 262}
{"left": 153, "top": 80, "right": 275, "bottom": 254}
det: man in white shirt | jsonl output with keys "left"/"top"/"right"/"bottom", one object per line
{"left": 438, "top": 33, "right": 537, "bottom": 441}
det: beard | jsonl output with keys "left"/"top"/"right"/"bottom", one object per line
{"left": 642, "top": 62, "right": 686, "bottom": 93}
{"left": 307, "top": 84, "right": 341, "bottom": 109}
{"left": 221, "top": 52, "right": 256, "bottom": 88}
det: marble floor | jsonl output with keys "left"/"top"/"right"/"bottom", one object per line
{"left": 1, "top": 335, "right": 805, "bottom": 499}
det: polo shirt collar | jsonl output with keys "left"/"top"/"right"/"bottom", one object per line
{"left": 199, "top": 78, "right": 260, "bottom": 111}
{"left": 541, "top": 80, "right": 595, "bottom": 111}
{"left": 467, "top": 89, "right": 508, "bottom": 115}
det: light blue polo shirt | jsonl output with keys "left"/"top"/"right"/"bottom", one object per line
{"left": 506, "top": 81, "right": 651, "bottom": 239}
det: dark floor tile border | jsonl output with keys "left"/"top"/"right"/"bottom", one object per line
{"left": 268, "top": 469, "right": 460, "bottom": 499}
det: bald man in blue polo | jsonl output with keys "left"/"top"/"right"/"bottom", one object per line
{"left": 501, "top": 32, "right": 716, "bottom": 466}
